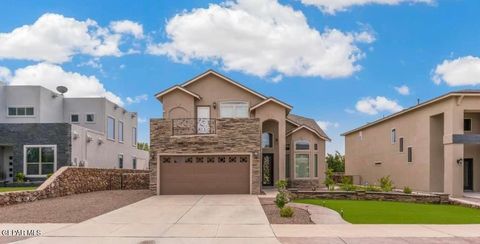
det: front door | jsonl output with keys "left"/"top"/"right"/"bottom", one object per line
{"left": 197, "top": 107, "right": 210, "bottom": 134}
{"left": 262, "top": 154, "right": 274, "bottom": 186}
{"left": 464, "top": 158, "right": 473, "bottom": 191}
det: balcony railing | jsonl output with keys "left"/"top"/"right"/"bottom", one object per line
{"left": 172, "top": 118, "right": 216, "bottom": 136}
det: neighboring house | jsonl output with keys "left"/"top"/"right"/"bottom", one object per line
{"left": 0, "top": 85, "right": 149, "bottom": 182}
{"left": 342, "top": 90, "right": 480, "bottom": 197}
{"left": 150, "top": 70, "right": 330, "bottom": 195}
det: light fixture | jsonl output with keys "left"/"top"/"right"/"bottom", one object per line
{"left": 213, "top": 102, "right": 217, "bottom": 109}
{"left": 457, "top": 158, "right": 463, "bottom": 165}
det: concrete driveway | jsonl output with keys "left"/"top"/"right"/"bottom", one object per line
{"left": 14, "top": 195, "right": 279, "bottom": 244}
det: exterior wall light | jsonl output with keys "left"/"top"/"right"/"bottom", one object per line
{"left": 213, "top": 102, "right": 217, "bottom": 109}
{"left": 457, "top": 158, "right": 463, "bottom": 165}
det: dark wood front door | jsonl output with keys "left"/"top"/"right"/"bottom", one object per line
{"left": 262, "top": 154, "right": 274, "bottom": 186}
{"left": 464, "top": 158, "right": 474, "bottom": 191}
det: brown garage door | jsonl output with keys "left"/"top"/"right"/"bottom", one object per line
{"left": 159, "top": 155, "right": 250, "bottom": 194}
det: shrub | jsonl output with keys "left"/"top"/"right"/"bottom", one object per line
{"left": 364, "top": 184, "right": 381, "bottom": 192}
{"left": 379, "top": 175, "right": 394, "bottom": 192}
{"left": 403, "top": 186, "right": 412, "bottom": 194}
{"left": 276, "top": 180, "right": 288, "bottom": 191}
{"left": 340, "top": 176, "right": 356, "bottom": 191}
{"left": 275, "top": 180, "right": 290, "bottom": 209}
{"left": 324, "top": 168, "right": 335, "bottom": 190}
{"left": 15, "top": 172, "right": 25, "bottom": 183}
{"left": 280, "top": 206, "right": 294, "bottom": 218}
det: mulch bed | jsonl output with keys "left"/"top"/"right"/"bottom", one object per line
{"left": 260, "top": 198, "right": 313, "bottom": 224}
{"left": 0, "top": 190, "right": 153, "bottom": 223}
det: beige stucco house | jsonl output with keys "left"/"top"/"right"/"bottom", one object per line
{"left": 343, "top": 90, "right": 480, "bottom": 197}
{"left": 150, "top": 70, "right": 330, "bottom": 195}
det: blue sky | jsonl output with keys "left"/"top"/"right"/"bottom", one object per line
{"left": 1, "top": 0, "right": 480, "bottom": 153}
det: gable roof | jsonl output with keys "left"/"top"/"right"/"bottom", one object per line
{"left": 155, "top": 85, "right": 201, "bottom": 101}
{"left": 287, "top": 114, "right": 331, "bottom": 141}
{"left": 341, "top": 90, "right": 480, "bottom": 136}
{"left": 250, "top": 97, "right": 292, "bottom": 112}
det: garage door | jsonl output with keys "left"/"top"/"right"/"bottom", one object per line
{"left": 159, "top": 155, "right": 250, "bottom": 194}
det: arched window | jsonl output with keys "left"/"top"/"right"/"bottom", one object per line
{"left": 262, "top": 132, "right": 273, "bottom": 148}
{"left": 295, "top": 140, "right": 310, "bottom": 150}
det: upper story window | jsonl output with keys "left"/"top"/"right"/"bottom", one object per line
{"left": 407, "top": 147, "right": 413, "bottom": 163}
{"left": 391, "top": 128, "right": 397, "bottom": 144}
{"left": 107, "top": 116, "right": 115, "bottom": 140}
{"left": 71, "top": 114, "right": 79, "bottom": 123}
{"left": 132, "top": 127, "right": 137, "bottom": 146}
{"left": 399, "top": 137, "right": 404, "bottom": 153}
{"left": 8, "top": 107, "right": 34, "bottom": 117}
{"left": 295, "top": 140, "right": 310, "bottom": 150}
{"left": 86, "top": 114, "right": 95, "bottom": 123}
{"left": 464, "top": 118, "right": 472, "bottom": 132}
{"left": 262, "top": 132, "right": 273, "bottom": 148}
{"left": 118, "top": 121, "right": 124, "bottom": 143}
{"left": 314, "top": 144, "right": 318, "bottom": 150}
{"left": 219, "top": 101, "right": 249, "bottom": 118}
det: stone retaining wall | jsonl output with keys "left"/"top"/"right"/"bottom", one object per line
{"left": 0, "top": 167, "right": 149, "bottom": 207}
{"left": 290, "top": 190, "right": 450, "bottom": 204}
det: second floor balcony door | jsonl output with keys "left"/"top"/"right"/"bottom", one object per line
{"left": 197, "top": 107, "right": 210, "bottom": 134}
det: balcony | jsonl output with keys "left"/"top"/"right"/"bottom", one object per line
{"left": 172, "top": 118, "right": 216, "bottom": 136}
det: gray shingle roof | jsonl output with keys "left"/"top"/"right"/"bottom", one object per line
{"left": 287, "top": 114, "right": 330, "bottom": 141}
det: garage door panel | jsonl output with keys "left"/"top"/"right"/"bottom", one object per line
{"left": 160, "top": 155, "right": 250, "bottom": 195}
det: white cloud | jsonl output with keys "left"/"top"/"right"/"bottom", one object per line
{"left": 355, "top": 96, "right": 403, "bottom": 115}
{"left": 77, "top": 58, "right": 103, "bottom": 69}
{"left": 110, "top": 20, "right": 144, "bottom": 39}
{"left": 1, "top": 63, "right": 123, "bottom": 105}
{"left": 271, "top": 74, "right": 283, "bottom": 83}
{"left": 0, "top": 66, "right": 12, "bottom": 82}
{"left": 300, "top": 0, "right": 433, "bottom": 14}
{"left": 316, "top": 120, "right": 339, "bottom": 131}
{"left": 394, "top": 85, "right": 410, "bottom": 95}
{"left": 148, "top": 0, "right": 374, "bottom": 79}
{"left": 138, "top": 117, "right": 147, "bottom": 123}
{"left": 432, "top": 56, "right": 480, "bottom": 86}
{"left": 0, "top": 13, "right": 142, "bottom": 63}
{"left": 126, "top": 94, "right": 148, "bottom": 104}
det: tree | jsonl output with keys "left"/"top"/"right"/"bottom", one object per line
{"left": 326, "top": 151, "right": 345, "bottom": 172}
{"left": 137, "top": 142, "right": 149, "bottom": 151}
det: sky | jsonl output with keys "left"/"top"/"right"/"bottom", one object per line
{"left": 1, "top": 0, "right": 480, "bottom": 154}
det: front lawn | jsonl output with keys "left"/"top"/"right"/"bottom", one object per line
{"left": 295, "top": 199, "right": 480, "bottom": 224}
{"left": 0, "top": 186, "right": 37, "bottom": 193}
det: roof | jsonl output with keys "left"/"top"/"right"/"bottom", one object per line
{"left": 155, "top": 85, "right": 201, "bottom": 100}
{"left": 342, "top": 90, "right": 480, "bottom": 136}
{"left": 287, "top": 114, "right": 331, "bottom": 141}
{"left": 250, "top": 97, "right": 292, "bottom": 112}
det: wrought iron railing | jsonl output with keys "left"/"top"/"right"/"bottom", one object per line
{"left": 172, "top": 118, "right": 216, "bottom": 136}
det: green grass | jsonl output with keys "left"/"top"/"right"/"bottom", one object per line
{"left": 0, "top": 186, "right": 37, "bottom": 193}
{"left": 294, "top": 199, "right": 480, "bottom": 224}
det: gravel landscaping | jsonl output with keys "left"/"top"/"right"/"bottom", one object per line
{"left": 0, "top": 190, "right": 152, "bottom": 223}
{"left": 260, "top": 198, "right": 313, "bottom": 224}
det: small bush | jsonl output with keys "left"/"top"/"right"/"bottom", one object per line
{"left": 340, "top": 176, "right": 356, "bottom": 191}
{"left": 403, "top": 186, "right": 412, "bottom": 194}
{"left": 379, "top": 175, "right": 394, "bottom": 192}
{"left": 324, "top": 168, "right": 335, "bottom": 190}
{"left": 364, "top": 184, "right": 381, "bottom": 192}
{"left": 280, "top": 206, "right": 294, "bottom": 218}
{"left": 276, "top": 180, "right": 288, "bottom": 191}
{"left": 15, "top": 172, "right": 25, "bottom": 183}
{"left": 275, "top": 192, "right": 288, "bottom": 209}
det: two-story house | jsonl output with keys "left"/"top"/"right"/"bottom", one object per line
{"left": 150, "top": 70, "right": 330, "bottom": 195}
{"left": 0, "top": 85, "right": 149, "bottom": 182}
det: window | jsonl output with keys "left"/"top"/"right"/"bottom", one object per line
{"left": 295, "top": 154, "right": 310, "bottom": 178}
{"left": 118, "top": 121, "right": 124, "bottom": 142}
{"left": 219, "top": 101, "right": 249, "bottom": 118}
{"left": 314, "top": 154, "right": 318, "bottom": 177}
{"left": 314, "top": 144, "right": 318, "bottom": 150}
{"left": 286, "top": 144, "right": 290, "bottom": 150}
{"left": 286, "top": 154, "right": 290, "bottom": 178}
{"left": 391, "top": 129, "right": 396, "bottom": 144}
{"left": 407, "top": 147, "right": 413, "bottom": 163}
{"left": 132, "top": 157, "right": 137, "bottom": 169}
{"left": 24, "top": 145, "right": 56, "bottom": 176}
{"left": 295, "top": 140, "right": 310, "bottom": 150}
{"left": 86, "top": 114, "right": 95, "bottom": 123}
{"left": 8, "top": 107, "right": 34, "bottom": 117}
{"left": 107, "top": 116, "right": 115, "bottom": 140}
{"left": 118, "top": 155, "right": 123, "bottom": 169}
{"left": 399, "top": 137, "right": 404, "bottom": 152}
{"left": 359, "top": 131, "right": 363, "bottom": 141}
{"left": 262, "top": 132, "right": 273, "bottom": 148}
{"left": 71, "top": 114, "right": 79, "bottom": 123}
{"left": 464, "top": 118, "right": 472, "bottom": 132}
{"left": 132, "top": 127, "right": 137, "bottom": 146}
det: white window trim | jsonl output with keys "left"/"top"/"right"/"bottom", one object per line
{"left": 23, "top": 145, "right": 57, "bottom": 178}
{"left": 294, "top": 153, "right": 310, "bottom": 179}
{"left": 7, "top": 106, "right": 36, "bottom": 118}
{"left": 132, "top": 127, "right": 137, "bottom": 147}
{"left": 294, "top": 140, "right": 310, "bottom": 151}
{"left": 391, "top": 128, "right": 397, "bottom": 144}
{"left": 218, "top": 101, "right": 250, "bottom": 118}
{"left": 70, "top": 113, "right": 80, "bottom": 124}
{"left": 118, "top": 120, "right": 124, "bottom": 143}
{"left": 107, "top": 116, "right": 116, "bottom": 141}
{"left": 407, "top": 146, "right": 413, "bottom": 163}
{"left": 85, "top": 113, "right": 96, "bottom": 124}
{"left": 464, "top": 118, "right": 472, "bottom": 132}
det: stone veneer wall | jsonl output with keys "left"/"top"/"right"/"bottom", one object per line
{"left": 290, "top": 190, "right": 451, "bottom": 204}
{"left": 290, "top": 179, "right": 321, "bottom": 189}
{"left": 150, "top": 118, "right": 261, "bottom": 194}
{"left": 0, "top": 167, "right": 150, "bottom": 207}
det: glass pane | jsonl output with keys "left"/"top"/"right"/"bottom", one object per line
{"left": 295, "top": 141, "right": 310, "bottom": 150}
{"left": 118, "top": 155, "right": 123, "bottom": 168}
{"left": 71, "top": 114, "right": 79, "bottom": 122}
{"left": 118, "top": 122, "right": 124, "bottom": 141}
{"left": 133, "top": 158, "right": 137, "bottom": 169}
{"left": 234, "top": 104, "right": 249, "bottom": 118}
{"left": 8, "top": 107, "right": 16, "bottom": 116}
{"left": 26, "top": 107, "right": 34, "bottom": 116}
{"left": 26, "top": 147, "right": 40, "bottom": 163}
{"left": 87, "top": 114, "right": 95, "bottom": 122}
{"left": 41, "top": 163, "right": 54, "bottom": 174}
{"left": 41, "top": 147, "right": 55, "bottom": 163}
{"left": 17, "top": 107, "right": 26, "bottom": 116}
{"left": 27, "top": 163, "right": 40, "bottom": 175}
{"left": 220, "top": 105, "right": 234, "bottom": 118}
{"left": 107, "top": 117, "right": 115, "bottom": 139}
{"left": 286, "top": 155, "right": 290, "bottom": 178}
{"left": 295, "top": 154, "right": 309, "bottom": 178}
{"left": 132, "top": 127, "right": 137, "bottom": 145}
{"left": 314, "top": 154, "right": 318, "bottom": 177}
{"left": 262, "top": 133, "right": 272, "bottom": 148}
